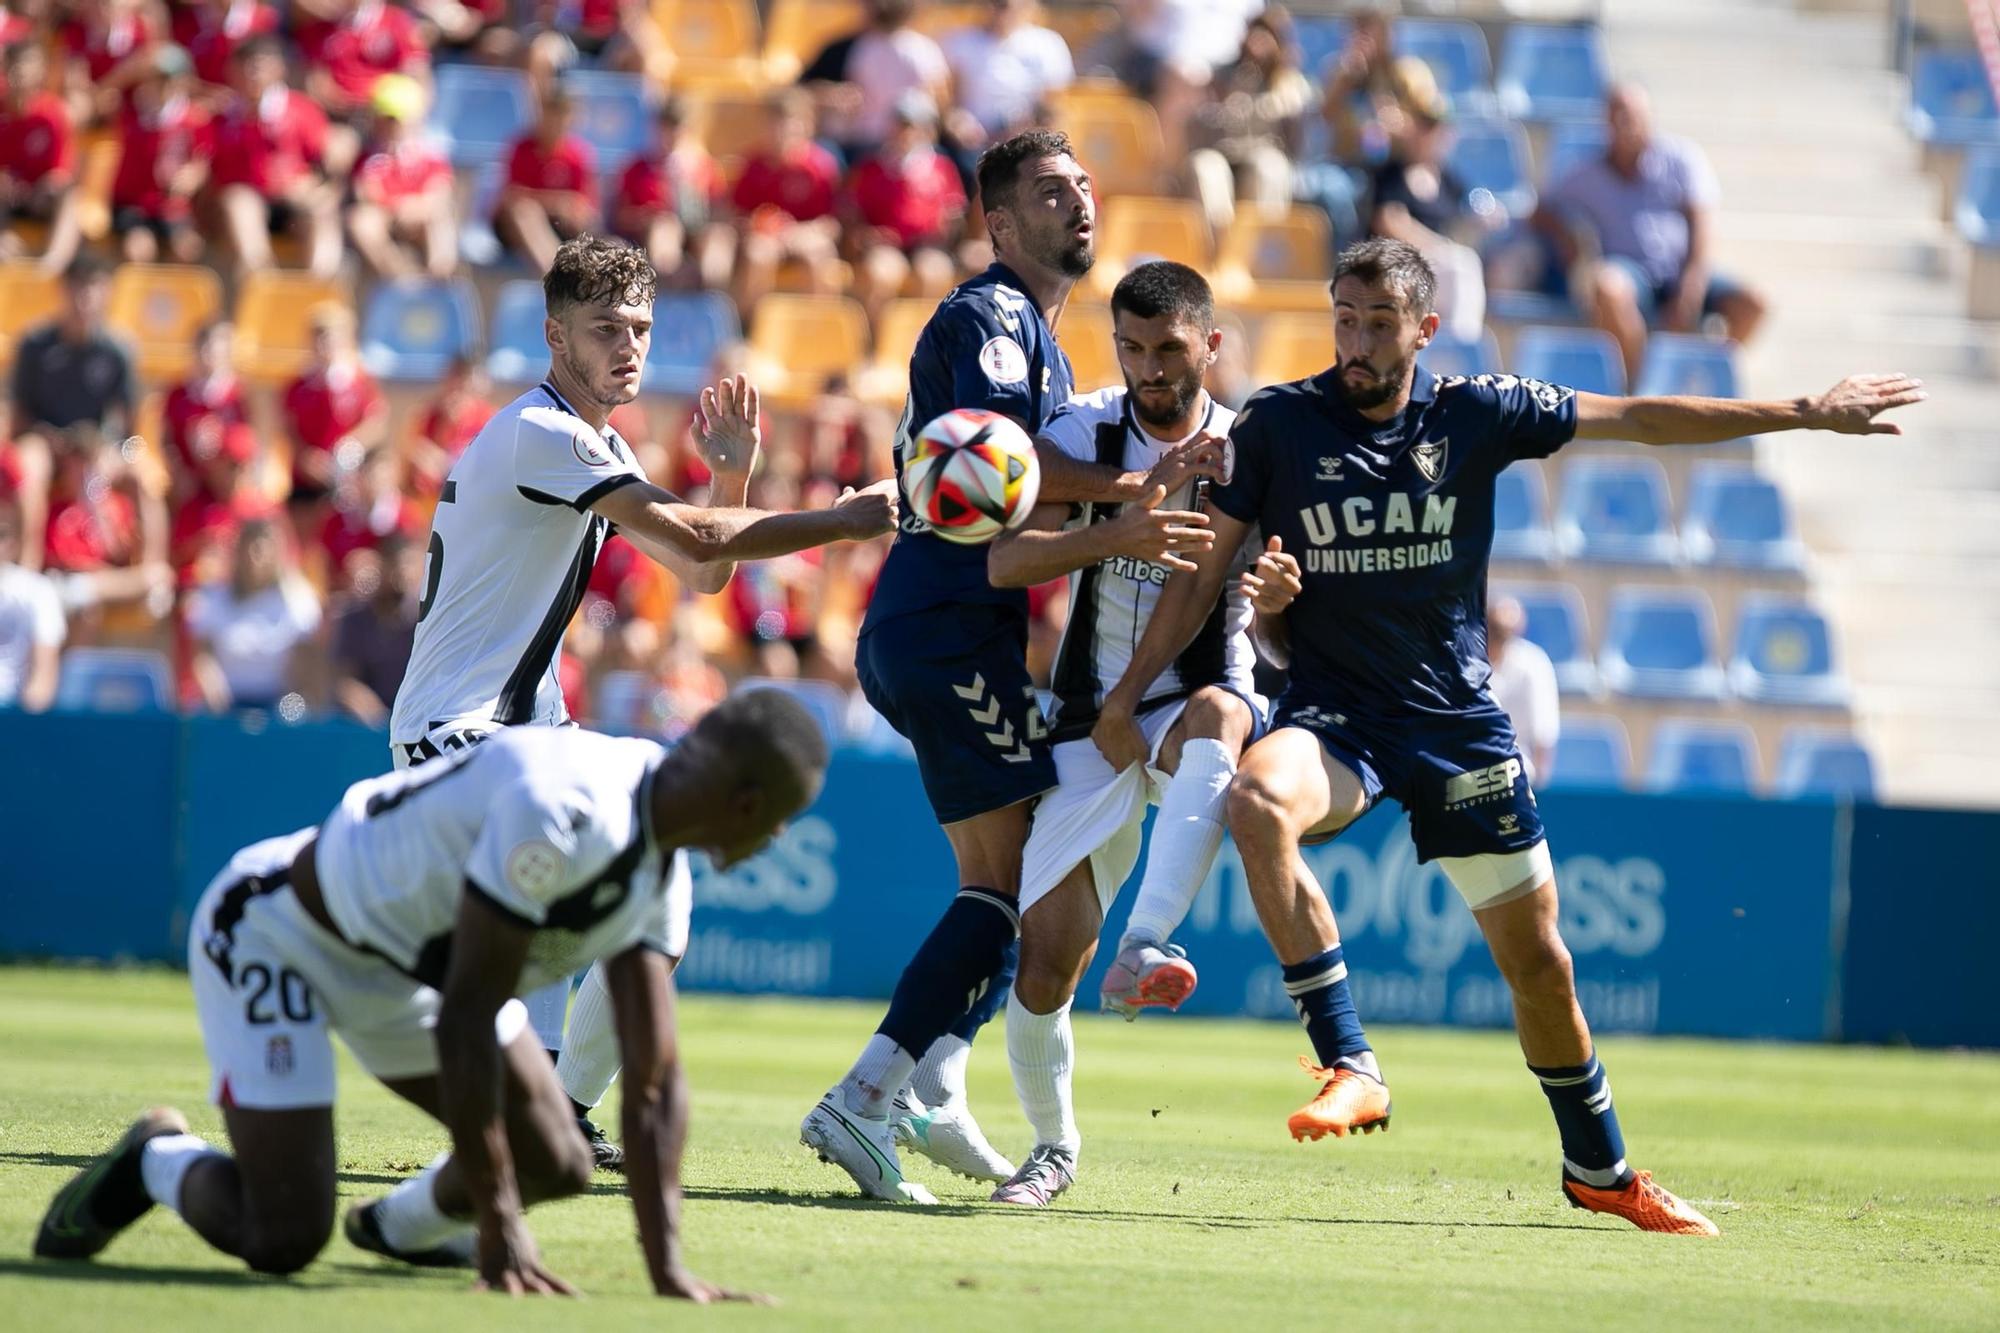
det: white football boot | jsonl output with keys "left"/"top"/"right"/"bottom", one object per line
{"left": 800, "top": 1093, "right": 938, "bottom": 1204}
{"left": 991, "top": 1144, "right": 1076, "bottom": 1207}
{"left": 893, "top": 1088, "right": 1016, "bottom": 1183}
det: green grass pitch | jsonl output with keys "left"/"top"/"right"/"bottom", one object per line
{"left": 1, "top": 965, "right": 1996, "bottom": 1331}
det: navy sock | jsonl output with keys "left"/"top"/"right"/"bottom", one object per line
{"left": 878, "top": 888, "right": 1020, "bottom": 1057}
{"left": 948, "top": 935, "right": 1018, "bottom": 1042}
{"left": 1281, "top": 946, "right": 1372, "bottom": 1068}
{"left": 1529, "top": 1052, "right": 1634, "bottom": 1188}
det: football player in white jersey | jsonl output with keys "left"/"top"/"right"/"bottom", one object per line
{"left": 388, "top": 235, "right": 895, "bottom": 1162}
{"left": 36, "top": 692, "right": 827, "bottom": 1300}
{"left": 981, "top": 263, "right": 1302, "bottom": 1205}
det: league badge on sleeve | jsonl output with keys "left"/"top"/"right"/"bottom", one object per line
{"left": 978, "top": 336, "right": 1029, "bottom": 386}
{"left": 573, "top": 431, "right": 612, "bottom": 468}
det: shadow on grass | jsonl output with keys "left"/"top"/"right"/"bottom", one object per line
{"left": 0, "top": 1152, "right": 415, "bottom": 1194}
{"left": 0, "top": 1257, "right": 275, "bottom": 1290}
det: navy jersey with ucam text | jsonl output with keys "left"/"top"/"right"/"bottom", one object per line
{"left": 861, "top": 263, "right": 1077, "bottom": 632}
{"left": 1211, "top": 367, "right": 1577, "bottom": 718}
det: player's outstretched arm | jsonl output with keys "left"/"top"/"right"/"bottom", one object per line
{"left": 1574, "top": 373, "right": 1925, "bottom": 445}
{"left": 988, "top": 485, "right": 1213, "bottom": 588}
{"left": 606, "top": 946, "right": 770, "bottom": 1305}
{"left": 1036, "top": 433, "right": 1229, "bottom": 504}
{"left": 670, "top": 376, "right": 767, "bottom": 595}
{"left": 593, "top": 476, "right": 898, "bottom": 569}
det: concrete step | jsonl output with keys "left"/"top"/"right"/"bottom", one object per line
{"left": 1746, "top": 265, "right": 1961, "bottom": 318}
{"left": 1713, "top": 211, "right": 1954, "bottom": 276}
{"left": 1718, "top": 168, "right": 1940, "bottom": 218}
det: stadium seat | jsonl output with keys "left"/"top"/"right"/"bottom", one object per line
{"left": 1728, "top": 595, "right": 1847, "bottom": 707}
{"left": 106, "top": 264, "right": 224, "bottom": 383}
{"left": 736, "top": 676, "right": 850, "bottom": 743}
{"left": 1543, "top": 119, "right": 1607, "bottom": 187}
{"left": 359, "top": 278, "right": 481, "bottom": 383}
{"left": 1491, "top": 459, "right": 1556, "bottom": 564}
{"left": 1682, "top": 462, "right": 1806, "bottom": 571}
{"left": 563, "top": 71, "right": 658, "bottom": 165}
{"left": 0, "top": 262, "right": 62, "bottom": 366}
{"left": 1397, "top": 19, "right": 1494, "bottom": 111}
{"left": 1251, "top": 313, "right": 1337, "bottom": 387}
{"left": 1044, "top": 5, "right": 1117, "bottom": 61}
{"left": 645, "top": 290, "right": 742, "bottom": 395}
{"left": 1512, "top": 325, "right": 1624, "bottom": 395}
{"left": 1954, "top": 145, "right": 2000, "bottom": 246}
{"left": 1089, "top": 197, "right": 1212, "bottom": 298}
{"left": 1055, "top": 94, "right": 1167, "bottom": 197}
{"left": 653, "top": 0, "right": 762, "bottom": 86}
{"left": 1553, "top": 455, "right": 1679, "bottom": 565}
{"left": 1776, "top": 730, "right": 1878, "bottom": 801}
{"left": 1416, "top": 328, "right": 1501, "bottom": 379}
{"left": 486, "top": 280, "right": 552, "bottom": 384}
{"left": 1213, "top": 208, "right": 1332, "bottom": 314}
{"left": 455, "top": 160, "right": 511, "bottom": 270}
{"left": 1058, "top": 303, "right": 1119, "bottom": 393}
{"left": 1646, "top": 719, "right": 1757, "bottom": 795}
{"left": 747, "top": 293, "right": 870, "bottom": 402}
{"left": 1906, "top": 48, "right": 2000, "bottom": 147}
{"left": 859, "top": 297, "right": 932, "bottom": 406}
{"left": 910, "top": 3, "right": 984, "bottom": 36}
{"left": 1293, "top": 15, "right": 1353, "bottom": 80}
{"left": 686, "top": 93, "right": 768, "bottom": 164}
{"left": 1495, "top": 24, "right": 1610, "bottom": 122}
{"left": 1447, "top": 118, "right": 1535, "bottom": 217}
{"left": 433, "top": 64, "right": 535, "bottom": 168}
{"left": 1544, "top": 714, "right": 1630, "bottom": 791}
{"left": 234, "top": 273, "right": 351, "bottom": 383}
{"left": 1500, "top": 580, "right": 1597, "bottom": 694}
{"left": 763, "top": 0, "right": 866, "bottom": 83}
{"left": 1635, "top": 333, "right": 1739, "bottom": 398}
{"left": 54, "top": 647, "right": 172, "bottom": 713}
{"left": 1600, "top": 586, "right": 1725, "bottom": 700}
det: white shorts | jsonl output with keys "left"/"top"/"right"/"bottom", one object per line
{"left": 391, "top": 717, "right": 502, "bottom": 770}
{"left": 1436, "top": 840, "right": 1555, "bottom": 910}
{"left": 188, "top": 831, "right": 528, "bottom": 1110}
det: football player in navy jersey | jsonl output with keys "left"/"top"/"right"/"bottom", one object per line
{"left": 1097, "top": 238, "right": 1922, "bottom": 1235}
{"left": 803, "top": 130, "right": 1224, "bottom": 1202}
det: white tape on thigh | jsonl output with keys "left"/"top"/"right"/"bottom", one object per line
{"left": 495, "top": 997, "right": 531, "bottom": 1047}
{"left": 1436, "top": 841, "right": 1554, "bottom": 910}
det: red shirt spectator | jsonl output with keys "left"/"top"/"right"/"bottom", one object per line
{"left": 614, "top": 147, "right": 723, "bottom": 236}
{"left": 171, "top": 489, "right": 274, "bottom": 587}
{"left": 732, "top": 140, "right": 839, "bottom": 222}
{"left": 297, "top": 0, "right": 429, "bottom": 109}
{"left": 505, "top": 131, "right": 597, "bottom": 201}
{"left": 211, "top": 86, "right": 329, "bottom": 196}
{"left": 319, "top": 490, "right": 422, "bottom": 573}
{"left": 44, "top": 489, "right": 140, "bottom": 573}
{"left": 282, "top": 364, "right": 385, "bottom": 496}
{"left": 163, "top": 368, "right": 249, "bottom": 483}
{"left": 0, "top": 8, "right": 33, "bottom": 47}
{"left": 58, "top": 7, "right": 158, "bottom": 85}
{"left": 531, "top": 0, "right": 621, "bottom": 45}
{"left": 113, "top": 93, "right": 212, "bottom": 219}
{"left": 183, "top": 0, "right": 282, "bottom": 87}
{"left": 418, "top": 392, "right": 493, "bottom": 462}
{"left": 353, "top": 135, "right": 452, "bottom": 210}
{"left": 847, "top": 147, "right": 965, "bottom": 249}
{"left": 0, "top": 92, "right": 74, "bottom": 190}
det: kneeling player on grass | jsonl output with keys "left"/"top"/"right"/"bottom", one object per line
{"left": 35, "top": 692, "right": 827, "bottom": 1297}
{"left": 983, "top": 261, "right": 1302, "bottom": 1207}
{"left": 1094, "top": 238, "right": 1923, "bottom": 1235}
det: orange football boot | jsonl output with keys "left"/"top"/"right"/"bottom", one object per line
{"left": 1286, "top": 1056, "right": 1392, "bottom": 1141}
{"left": 1562, "top": 1170, "right": 1720, "bottom": 1237}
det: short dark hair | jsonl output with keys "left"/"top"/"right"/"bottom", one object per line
{"left": 543, "top": 234, "right": 658, "bottom": 318}
{"left": 1111, "top": 261, "right": 1214, "bottom": 330}
{"left": 234, "top": 33, "right": 282, "bottom": 64}
{"left": 1332, "top": 238, "right": 1437, "bottom": 317}
{"left": 684, "top": 689, "right": 831, "bottom": 804}
{"left": 63, "top": 253, "right": 115, "bottom": 288}
{"left": 975, "top": 128, "right": 1077, "bottom": 217}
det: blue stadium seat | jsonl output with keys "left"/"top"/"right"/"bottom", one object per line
{"left": 1776, "top": 730, "right": 1877, "bottom": 801}
{"left": 563, "top": 70, "right": 657, "bottom": 165}
{"left": 1635, "top": 333, "right": 1738, "bottom": 398}
{"left": 359, "top": 278, "right": 481, "bottom": 382}
{"left": 1907, "top": 48, "right": 2000, "bottom": 148}
{"left": 1293, "top": 15, "right": 1353, "bottom": 82}
{"left": 1447, "top": 118, "right": 1535, "bottom": 217}
{"left": 737, "top": 677, "right": 852, "bottom": 745}
{"left": 1599, "top": 587, "right": 1724, "bottom": 700}
{"left": 1728, "top": 596, "right": 1847, "bottom": 707}
{"left": 1496, "top": 24, "right": 1610, "bottom": 122}
{"left": 1682, "top": 462, "right": 1805, "bottom": 571}
{"left": 1553, "top": 455, "right": 1679, "bottom": 565}
{"left": 1512, "top": 325, "right": 1624, "bottom": 395}
{"left": 455, "top": 160, "right": 514, "bottom": 271}
{"left": 1491, "top": 460, "right": 1556, "bottom": 564}
{"left": 1543, "top": 119, "right": 1606, "bottom": 187}
{"left": 1544, "top": 714, "right": 1630, "bottom": 791}
{"left": 1646, "top": 719, "right": 1757, "bottom": 795}
{"left": 1499, "top": 580, "right": 1596, "bottom": 694}
{"left": 1954, "top": 146, "right": 2000, "bottom": 247}
{"left": 433, "top": 65, "right": 535, "bottom": 168}
{"left": 487, "top": 280, "right": 551, "bottom": 383}
{"left": 1416, "top": 328, "right": 1500, "bottom": 379}
{"left": 645, "top": 291, "right": 741, "bottom": 395}
{"left": 54, "top": 648, "right": 172, "bottom": 712}
{"left": 1398, "top": 19, "right": 1493, "bottom": 110}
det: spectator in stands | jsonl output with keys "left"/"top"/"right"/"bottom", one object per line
{"left": 162, "top": 320, "right": 249, "bottom": 503}
{"left": 344, "top": 72, "right": 456, "bottom": 279}
{"left": 57, "top": 0, "right": 163, "bottom": 123}
{"left": 208, "top": 35, "right": 343, "bottom": 279}
{"left": 0, "top": 494, "right": 65, "bottom": 712}
{"left": 110, "top": 43, "right": 211, "bottom": 265}
{"left": 1187, "top": 7, "right": 1314, "bottom": 233}
{"left": 187, "top": 515, "right": 320, "bottom": 712}
{"left": 39, "top": 423, "right": 172, "bottom": 629}
{"left": 168, "top": 419, "right": 274, "bottom": 590}
{"left": 410, "top": 0, "right": 518, "bottom": 68}
{"left": 281, "top": 302, "right": 387, "bottom": 536}
{"left": 294, "top": 0, "right": 432, "bottom": 131}
{"left": 1081, "top": 0, "right": 1267, "bottom": 168}
{"left": 0, "top": 41, "right": 85, "bottom": 273}
{"left": 524, "top": 0, "right": 662, "bottom": 81}
{"left": 844, "top": 90, "right": 965, "bottom": 327}
{"left": 179, "top": 0, "right": 282, "bottom": 91}
{"left": 1535, "top": 82, "right": 1768, "bottom": 382}
{"left": 1366, "top": 61, "right": 1488, "bottom": 343}
{"left": 722, "top": 456, "right": 831, "bottom": 682}
{"left": 318, "top": 443, "right": 421, "bottom": 588}
{"left": 798, "top": 0, "right": 950, "bottom": 165}
{"left": 1317, "top": 4, "right": 1397, "bottom": 163}
{"left": 407, "top": 353, "right": 494, "bottom": 497}
{"left": 729, "top": 88, "right": 844, "bottom": 314}
{"left": 803, "top": 373, "right": 894, "bottom": 495}
{"left": 1486, "top": 594, "right": 1558, "bottom": 783}
{"left": 494, "top": 85, "right": 597, "bottom": 274}
{"left": 938, "top": 0, "right": 1074, "bottom": 144}
{"left": 327, "top": 528, "right": 418, "bottom": 725}
{"left": 613, "top": 96, "right": 733, "bottom": 290}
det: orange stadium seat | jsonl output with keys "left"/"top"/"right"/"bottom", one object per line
{"left": 763, "top": 0, "right": 865, "bottom": 83}
{"left": 748, "top": 293, "right": 870, "bottom": 403}
{"left": 911, "top": 3, "right": 984, "bottom": 36}
{"left": 1057, "top": 302, "right": 1119, "bottom": 393}
{"left": 233, "top": 272, "right": 351, "bottom": 383}
{"left": 685, "top": 93, "right": 768, "bottom": 164}
{"left": 1252, "top": 312, "right": 1338, "bottom": 386}
{"left": 0, "top": 262, "right": 63, "bottom": 367}
{"left": 108, "top": 264, "right": 225, "bottom": 383}
{"left": 654, "top": 0, "right": 764, "bottom": 88}
{"left": 858, "top": 296, "right": 934, "bottom": 408}
{"left": 1214, "top": 208, "right": 1335, "bottom": 315}
{"left": 1054, "top": 93, "right": 1167, "bottom": 197}
{"left": 1088, "top": 195, "right": 1212, "bottom": 298}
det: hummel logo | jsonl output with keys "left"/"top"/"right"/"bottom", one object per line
{"left": 1317, "top": 456, "right": 1344, "bottom": 481}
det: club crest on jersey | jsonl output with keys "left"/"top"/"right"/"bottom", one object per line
{"left": 1411, "top": 437, "right": 1448, "bottom": 483}
{"left": 506, "top": 840, "right": 565, "bottom": 895}
{"left": 572, "top": 431, "right": 612, "bottom": 468}
{"left": 266, "top": 1036, "right": 294, "bottom": 1076}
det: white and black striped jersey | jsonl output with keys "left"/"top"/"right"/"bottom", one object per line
{"left": 390, "top": 381, "right": 647, "bottom": 746}
{"left": 315, "top": 726, "right": 678, "bottom": 991}
{"left": 1039, "top": 387, "right": 1258, "bottom": 741}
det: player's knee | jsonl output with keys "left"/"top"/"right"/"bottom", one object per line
{"left": 1225, "top": 766, "right": 1293, "bottom": 842}
{"left": 241, "top": 1221, "right": 330, "bottom": 1276}
{"left": 1013, "top": 954, "right": 1077, "bottom": 1014}
{"left": 1184, "top": 686, "right": 1252, "bottom": 746}
{"left": 1587, "top": 263, "right": 1634, "bottom": 310}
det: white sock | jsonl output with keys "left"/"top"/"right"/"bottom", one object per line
{"left": 1123, "top": 737, "right": 1234, "bottom": 949}
{"left": 522, "top": 977, "right": 572, "bottom": 1053}
{"left": 139, "top": 1134, "right": 221, "bottom": 1213}
{"left": 839, "top": 1033, "right": 916, "bottom": 1119}
{"left": 556, "top": 962, "right": 621, "bottom": 1110}
{"left": 910, "top": 1033, "right": 972, "bottom": 1106}
{"left": 1006, "top": 994, "right": 1080, "bottom": 1157}
{"left": 373, "top": 1153, "right": 472, "bottom": 1252}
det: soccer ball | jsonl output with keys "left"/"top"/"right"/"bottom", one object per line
{"left": 903, "top": 409, "right": 1041, "bottom": 545}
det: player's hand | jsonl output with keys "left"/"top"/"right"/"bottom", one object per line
{"left": 1143, "top": 433, "right": 1229, "bottom": 497}
{"left": 1091, "top": 698, "right": 1149, "bottom": 774}
{"left": 834, "top": 477, "right": 899, "bottom": 538}
{"left": 1804, "top": 374, "right": 1927, "bottom": 435}
{"left": 474, "top": 1212, "right": 575, "bottom": 1297}
{"left": 694, "top": 375, "right": 763, "bottom": 478}
{"left": 1108, "top": 483, "right": 1212, "bottom": 572}
{"left": 654, "top": 1266, "right": 775, "bottom": 1305}
{"left": 1239, "top": 535, "right": 1301, "bottom": 615}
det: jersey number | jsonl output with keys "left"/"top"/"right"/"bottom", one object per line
{"left": 417, "top": 531, "right": 445, "bottom": 623}
{"left": 241, "top": 963, "right": 313, "bottom": 1025}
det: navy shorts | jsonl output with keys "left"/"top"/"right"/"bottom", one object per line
{"left": 857, "top": 604, "right": 1057, "bottom": 825}
{"left": 1273, "top": 696, "right": 1544, "bottom": 863}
